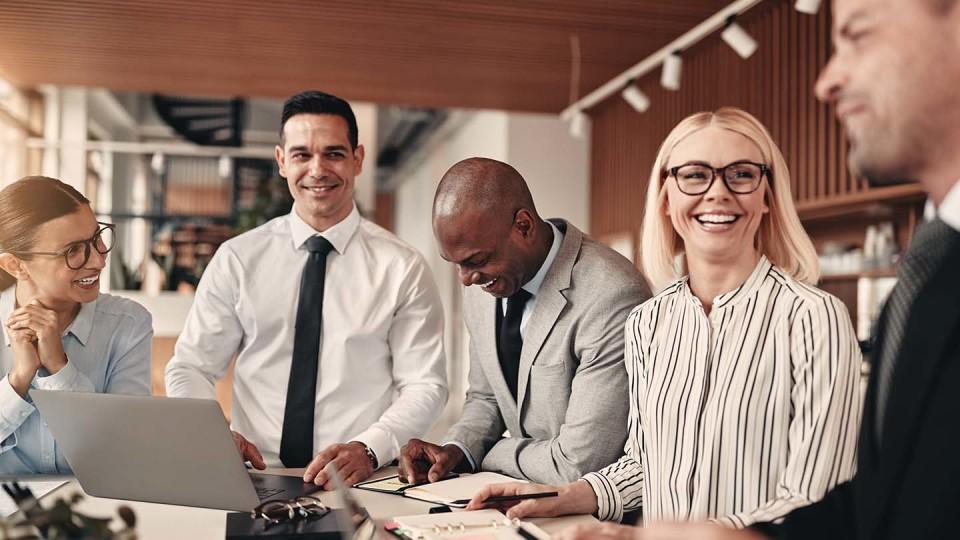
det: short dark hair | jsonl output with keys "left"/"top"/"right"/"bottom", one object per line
{"left": 280, "top": 90, "right": 358, "bottom": 149}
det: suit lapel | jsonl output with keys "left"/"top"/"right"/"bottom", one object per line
{"left": 861, "top": 247, "right": 960, "bottom": 539}
{"left": 516, "top": 221, "right": 578, "bottom": 417}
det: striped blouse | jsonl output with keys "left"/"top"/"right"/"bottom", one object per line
{"left": 582, "top": 256, "right": 862, "bottom": 527}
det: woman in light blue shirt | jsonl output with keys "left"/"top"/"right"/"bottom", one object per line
{"left": 0, "top": 176, "right": 151, "bottom": 474}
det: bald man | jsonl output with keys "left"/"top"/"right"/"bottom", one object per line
{"left": 399, "top": 158, "right": 651, "bottom": 485}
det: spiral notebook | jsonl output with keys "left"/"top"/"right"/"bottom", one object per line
{"left": 384, "top": 509, "right": 548, "bottom": 540}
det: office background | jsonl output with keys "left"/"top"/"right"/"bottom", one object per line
{"left": 0, "top": 0, "right": 902, "bottom": 436}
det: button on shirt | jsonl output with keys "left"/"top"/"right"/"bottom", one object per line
{"left": 0, "top": 289, "right": 152, "bottom": 474}
{"left": 165, "top": 205, "right": 448, "bottom": 467}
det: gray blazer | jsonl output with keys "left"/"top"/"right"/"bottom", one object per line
{"left": 445, "top": 219, "right": 651, "bottom": 484}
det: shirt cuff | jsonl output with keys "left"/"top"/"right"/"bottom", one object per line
{"left": 0, "top": 375, "right": 35, "bottom": 428}
{"left": 34, "top": 361, "right": 82, "bottom": 391}
{"left": 443, "top": 441, "right": 478, "bottom": 472}
{"left": 582, "top": 471, "right": 624, "bottom": 522}
{"left": 351, "top": 426, "right": 398, "bottom": 470}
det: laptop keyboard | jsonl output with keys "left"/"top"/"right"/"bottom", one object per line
{"left": 255, "top": 487, "right": 285, "bottom": 500}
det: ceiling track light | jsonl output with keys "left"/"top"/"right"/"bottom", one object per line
{"left": 569, "top": 109, "right": 588, "bottom": 139}
{"left": 721, "top": 16, "right": 758, "bottom": 59}
{"left": 621, "top": 83, "right": 650, "bottom": 113}
{"left": 661, "top": 51, "right": 683, "bottom": 91}
{"left": 794, "top": 0, "right": 822, "bottom": 14}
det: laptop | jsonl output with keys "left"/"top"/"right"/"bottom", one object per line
{"left": 31, "top": 390, "right": 320, "bottom": 511}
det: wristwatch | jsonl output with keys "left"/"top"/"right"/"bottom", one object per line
{"left": 354, "top": 442, "right": 379, "bottom": 469}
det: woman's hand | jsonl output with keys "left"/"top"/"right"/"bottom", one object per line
{"left": 4, "top": 326, "right": 40, "bottom": 398}
{"left": 466, "top": 479, "right": 598, "bottom": 519}
{"left": 6, "top": 300, "right": 67, "bottom": 374}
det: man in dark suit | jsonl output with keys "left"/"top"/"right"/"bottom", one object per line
{"left": 553, "top": 0, "right": 960, "bottom": 539}
{"left": 398, "top": 157, "right": 651, "bottom": 485}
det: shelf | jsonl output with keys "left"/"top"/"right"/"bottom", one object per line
{"left": 797, "top": 183, "right": 926, "bottom": 222}
{"left": 820, "top": 269, "right": 897, "bottom": 281}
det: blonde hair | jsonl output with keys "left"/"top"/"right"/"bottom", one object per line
{"left": 639, "top": 107, "right": 819, "bottom": 291}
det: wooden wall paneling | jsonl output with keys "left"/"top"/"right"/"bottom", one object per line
{"left": 588, "top": 1, "right": 917, "bottom": 269}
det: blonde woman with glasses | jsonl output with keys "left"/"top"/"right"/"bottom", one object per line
{"left": 468, "top": 108, "right": 862, "bottom": 537}
{"left": 0, "top": 176, "right": 151, "bottom": 475}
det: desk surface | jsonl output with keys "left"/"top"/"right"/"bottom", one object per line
{"left": 37, "top": 467, "right": 595, "bottom": 540}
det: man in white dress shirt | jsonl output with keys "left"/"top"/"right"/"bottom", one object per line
{"left": 165, "top": 90, "right": 448, "bottom": 488}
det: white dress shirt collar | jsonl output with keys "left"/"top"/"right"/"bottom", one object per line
{"left": 288, "top": 203, "right": 361, "bottom": 254}
{"left": 930, "top": 179, "right": 960, "bottom": 233}
{"left": 521, "top": 221, "right": 563, "bottom": 297}
{"left": 0, "top": 287, "right": 97, "bottom": 346}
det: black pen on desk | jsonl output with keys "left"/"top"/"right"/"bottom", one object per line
{"left": 449, "top": 491, "right": 559, "bottom": 506}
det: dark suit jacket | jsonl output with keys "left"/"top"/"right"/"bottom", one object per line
{"left": 756, "top": 240, "right": 960, "bottom": 539}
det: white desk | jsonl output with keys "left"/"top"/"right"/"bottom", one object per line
{"left": 33, "top": 467, "right": 595, "bottom": 539}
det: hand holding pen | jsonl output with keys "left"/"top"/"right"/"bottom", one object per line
{"left": 466, "top": 480, "right": 598, "bottom": 519}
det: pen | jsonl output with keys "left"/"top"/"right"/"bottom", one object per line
{"left": 448, "top": 491, "right": 559, "bottom": 506}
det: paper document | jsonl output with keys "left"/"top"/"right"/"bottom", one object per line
{"left": 357, "top": 472, "right": 519, "bottom": 508}
{"left": 0, "top": 480, "right": 69, "bottom": 517}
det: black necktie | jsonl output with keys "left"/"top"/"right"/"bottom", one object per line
{"left": 875, "top": 218, "right": 958, "bottom": 442}
{"left": 496, "top": 289, "right": 532, "bottom": 400}
{"left": 280, "top": 235, "right": 334, "bottom": 468}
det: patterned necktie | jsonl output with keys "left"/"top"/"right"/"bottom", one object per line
{"left": 280, "top": 235, "right": 334, "bottom": 467}
{"left": 875, "top": 218, "right": 958, "bottom": 442}
{"left": 496, "top": 289, "right": 532, "bottom": 400}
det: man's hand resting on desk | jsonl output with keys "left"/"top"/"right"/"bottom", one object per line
{"left": 303, "top": 442, "right": 375, "bottom": 489}
{"left": 467, "top": 480, "right": 597, "bottom": 519}
{"left": 231, "top": 431, "right": 266, "bottom": 470}
{"left": 398, "top": 439, "right": 465, "bottom": 483}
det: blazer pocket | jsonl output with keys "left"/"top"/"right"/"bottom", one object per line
{"left": 524, "top": 363, "right": 572, "bottom": 437}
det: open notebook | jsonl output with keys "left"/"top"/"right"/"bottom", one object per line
{"left": 355, "top": 472, "right": 518, "bottom": 508}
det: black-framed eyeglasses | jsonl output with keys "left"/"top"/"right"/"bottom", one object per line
{"left": 665, "top": 160, "right": 770, "bottom": 196}
{"left": 9, "top": 222, "right": 115, "bottom": 270}
{"left": 251, "top": 496, "right": 330, "bottom": 530}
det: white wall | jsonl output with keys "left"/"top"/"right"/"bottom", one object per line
{"left": 507, "top": 113, "right": 590, "bottom": 232}
{"left": 391, "top": 109, "right": 590, "bottom": 439}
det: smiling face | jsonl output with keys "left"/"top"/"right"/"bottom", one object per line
{"left": 664, "top": 125, "right": 769, "bottom": 265}
{"left": 433, "top": 208, "right": 539, "bottom": 299}
{"left": 12, "top": 206, "right": 107, "bottom": 307}
{"left": 276, "top": 113, "right": 365, "bottom": 231}
{"left": 815, "top": 0, "right": 960, "bottom": 187}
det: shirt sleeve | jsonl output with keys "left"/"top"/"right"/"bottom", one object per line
{"left": 350, "top": 255, "right": 448, "bottom": 466}
{"left": 442, "top": 323, "right": 508, "bottom": 470}
{"left": 582, "top": 308, "right": 647, "bottom": 522}
{"left": 0, "top": 375, "right": 34, "bottom": 454}
{"left": 715, "top": 295, "right": 862, "bottom": 528}
{"left": 33, "top": 360, "right": 95, "bottom": 393}
{"left": 164, "top": 246, "right": 244, "bottom": 399}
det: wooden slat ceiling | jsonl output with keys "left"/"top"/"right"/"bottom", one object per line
{"left": 0, "top": 0, "right": 731, "bottom": 113}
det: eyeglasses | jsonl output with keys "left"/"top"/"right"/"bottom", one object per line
{"left": 665, "top": 160, "right": 770, "bottom": 196}
{"left": 11, "top": 222, "right": 115, "bottom": 270}
{"left": 251, "top": 496, "right": 330, "bottom": 530}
